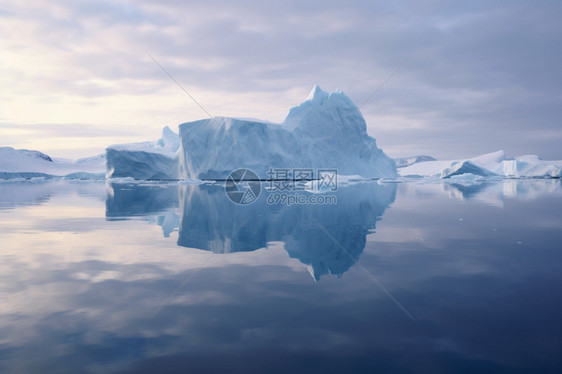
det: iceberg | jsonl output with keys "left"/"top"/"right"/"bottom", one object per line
{"left": 441, "top": 160, "right": 498, "bottom": 178}
{"left": 177, "top": 85, "right": 397, "bottom": 180}
{"left": 394, "top": 155, "right": 436, "bottom": 168}
{"left": 105, "top": 126, "right": 180, "bottom": 180}
{"left": 0, "top": 147, "right": 105, "bottom": 179}
{"left": 399, "top": 150, "right": 562, "bottom": 179}
{"left": 499, "top": 155, "right": 562, "bottom": 178}
{"left": 103, "top": 86, "right": 397, "bottom": 181}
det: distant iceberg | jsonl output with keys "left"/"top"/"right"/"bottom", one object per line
{"left": 0, "top": 147, "right": 105, "bottom": 179}
{"left": 399, "top": 150, "right": 562, "bottom": 179}
{"left": 394, "top": 155, "right": 436, "bottom": 168}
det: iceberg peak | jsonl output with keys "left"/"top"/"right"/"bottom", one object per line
{"left": 306, "top": 85, "right": 329, "bottom": 102}
{"left": 284, "top": 85, "right": 363, "bottom": 133}
{"left": 158, "top": 125, "right": 180, "bottom": 152}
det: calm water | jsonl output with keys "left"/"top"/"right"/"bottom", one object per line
{"left": 0, "top": 179, "right": 561, "bottom": 373}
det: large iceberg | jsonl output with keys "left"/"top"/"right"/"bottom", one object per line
{"left": 399, "top": 150, "right": 562, "bottom": 179}
{"left": 105, "top": 86, "right": 396, "bottom": 180}
{"left": 105, "top": 126, "right": 180, "bottom": 180}
{"left": 0, "top": 146, "right": 105, "bottom": 179}
{"left": 178, "top": 85, "right": 397, "bottom": 180}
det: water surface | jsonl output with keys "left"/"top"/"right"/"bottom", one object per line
{"left": 0, "top": 179, "right": 561, "bottom": 373}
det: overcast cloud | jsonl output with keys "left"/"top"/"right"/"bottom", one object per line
{"left": 1, "top": 0, "right": 561, "bottom": 159}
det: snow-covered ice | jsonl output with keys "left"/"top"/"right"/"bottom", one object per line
{"left": 499, "top": 155, "right": 562, "bottom": 178}
{"left": 0, "top": 147, "right": 105, "bottom": 179}
{"left": 399, "top": 150, "right": 562, "bottom": 179}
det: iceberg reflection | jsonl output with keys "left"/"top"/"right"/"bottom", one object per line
{"left": 441, "top": 179, "right": 562, "bottom": 206}
{"left": 105, "top": 182, "right": 397, "bottom": 280}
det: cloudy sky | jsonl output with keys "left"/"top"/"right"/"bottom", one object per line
{"left": 1, "top": 0, "right": 561, "bottom": 160}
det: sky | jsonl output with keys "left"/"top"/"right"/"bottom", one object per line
{"left": 1, "top": 0, "right": 561, "bottom": 160}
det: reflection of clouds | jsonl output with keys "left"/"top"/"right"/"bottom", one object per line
{"left": 365, "top": 180, "right": 562, "bottom": 293}
{"left": 368, "top": 227, "right": 426, "bottom": 244}
{"left": 0, "top": 180, "right": 106, "bottom": 210}
{"left": 0, "top": 181, "right": 399, "bottom": 370}
{"left": 1, "top": 254, "right": 387, "bottom": 371}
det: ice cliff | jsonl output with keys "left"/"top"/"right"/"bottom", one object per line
{"left": 105, "top": 126, "right": 180, "bottom": 180}
{"left": 106, "top": 86, "right": 397, "bottom": 180}
{"left": 178, "top": 85, "right": 396, "bottom": 179}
